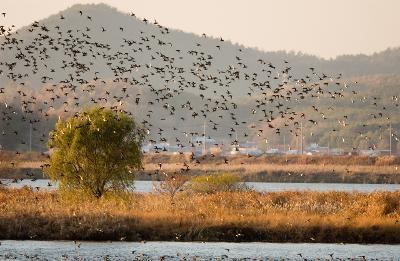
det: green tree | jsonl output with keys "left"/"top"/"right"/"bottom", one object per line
{"left": 45, "top": 107, "right": 144, "bottom": 198}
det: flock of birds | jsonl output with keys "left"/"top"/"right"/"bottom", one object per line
{"left": 0, "top": 249, "right": 376, "bottom": 261}
{"left": 0, "top": 5, "right": 398, "bottom": 176}
{"left": 0, "top": 6, "right": 398, "bottom": 261}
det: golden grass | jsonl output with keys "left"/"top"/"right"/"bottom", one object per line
{"left": 144, "top": 162, "right": 399, "bottom": 176}
{"left": 0, "top": 151, "right": 46, "bottom": 162}
{"left": 1, "top": 153, "right": 400, "bottom": 183}
{"left": 142, "top": 156, "right": 400, "bottom": 183}
{"left": 0, "top": 187, "right": 399, "bottom": 243}
{"left": 143, "top": 154, "right": 400, "bottom": 166}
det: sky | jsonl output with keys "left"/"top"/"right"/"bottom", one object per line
{"left": 1, "top": 0, "right": 400, "bottom": 59}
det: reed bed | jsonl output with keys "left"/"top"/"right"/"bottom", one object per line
{"left": 0, "top": 187, "right": 399, "bottom": 243}
{"left": 143, "top": 154, "right": 400, "bottom": 166}
{"left": 1, "top": 153, "right": 399, "bottom": 183}
{"left": 144, "top": 162, "right": 399, "bottom": 176}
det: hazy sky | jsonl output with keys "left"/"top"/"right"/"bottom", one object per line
{"left": 1, "top": 0, "right": 400, "bottom": 59}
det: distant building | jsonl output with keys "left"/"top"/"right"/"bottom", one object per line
{"left": 306, "top": 143, "right": 329, "bottom": 155}
{"left": 286, "top": 149, "right": 299, "bottom": 155}
{"left": 329, "top": 148, "right": 345, "bottom": 156}
{"left": 193, "top": 136, "right": 216, "bottom": 145}
{"left": 359, "top": 149, "right": 392, "bottom": 157}
{"left": 230, "top": 141, "right": 263, "bottom": 156}
{"left": 192, "top": 136, "right": 217, "bottom": 155}
{"left": 265, "top": 148, "right": 281, "bottom": 155}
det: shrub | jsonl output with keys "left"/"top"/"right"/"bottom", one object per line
{"left": 189, "top": 172, "right": 246, "bottom": 194}
{"left": 155, "top": 173, "right": 189, "bottom": 203}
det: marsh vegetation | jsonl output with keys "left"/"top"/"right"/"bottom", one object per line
{"left": 0, "top": 187, "right": 399, "bottom": 243}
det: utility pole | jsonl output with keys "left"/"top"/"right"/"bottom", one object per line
{"left": 328, "top": 134, "right": 330, "bottom": 156}
{"left": 389, "top": 122, "right": 392, "bottom": 156}
{"left": 284, "top": 135, "right": 287, "bottom": 162}
{"left": 283, "top": 135, "right": 286, "bottom": 153}
{"left": 29, "top": 122, "right": 32, "bottom": 153}
{"left": 300, "top": 121, "right": 303, "bottom": 155}
{"left": 235, "top": 132, "right": 239, "bottom": 152}
{"left": 203, "top": 120, "right": 206, "bottom": 155}
{"left": 191, "top": 135, "right": 194, "bottom": 155}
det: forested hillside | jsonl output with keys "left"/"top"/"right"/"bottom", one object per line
{"left": 0, "top": 3, "right": 399, "bottom": 152}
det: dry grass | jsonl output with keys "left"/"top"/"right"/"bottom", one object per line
{"left": 0, "top": 187, "right": 399, "bottom": 243}
{"left": 0, "top": 151, "right": 46, "bottom": 179}
{"left": 143, "top": 154, "right": 400, "bottom": 166}
{"left": 0, "top": 151, "right": 46, "bottom": 162}
{"left": 1, "top": 153, "right": 400, "bottom": 183}
{"left": 144, "top": 161, "right": 399, "bottom": 175}
{"left": 142, "top": 155, "right": 400, "bottom": 183}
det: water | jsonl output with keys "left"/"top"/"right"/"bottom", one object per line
{"left": 246, "top": 182, "right": 400, "bottom": 193}
{"left": 0, "top": 240, "right": 399, "bottom": 260}
{"left": 1, "top": 179, "right": 400, "bottom": 193}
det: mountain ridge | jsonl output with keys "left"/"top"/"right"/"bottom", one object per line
{"left": 10, "top": 3, "right": 400, "bottom": 69}
{"left": 0, "top": 3, "right": 399, "bottom": 152}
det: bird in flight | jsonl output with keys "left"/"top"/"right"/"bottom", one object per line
{"left": 0, "top": 4, "right": 395, "bottom": 172}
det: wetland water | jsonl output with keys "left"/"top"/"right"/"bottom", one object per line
{"left": 1, "top": 240, "right": 399, "bottom": 260}
{"left": 1, "top": 179, "right": 400, "bottom": 193}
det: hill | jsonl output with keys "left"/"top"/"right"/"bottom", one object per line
{"left": 0, "top": 3, "right": 399, "bottom": 153}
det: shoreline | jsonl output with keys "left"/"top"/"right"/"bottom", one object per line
{"left": 1, "top": 164, "right": 400, "bottom": 184}
{"left": 1, "top": 154, "right": 399, "bottom": 183}
{"left": 1, "top": 188, "right": 399, "bottom": 244}
{"left": 1, "top": 171, "right": 399, "bottom": 184}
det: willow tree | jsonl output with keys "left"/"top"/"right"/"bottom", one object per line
{"left": 45, "top": 107, "right": 144, "bottom": 198}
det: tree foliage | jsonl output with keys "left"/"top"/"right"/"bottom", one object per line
{"left": 45, "top": 107, "right": 144, "bottom": 198}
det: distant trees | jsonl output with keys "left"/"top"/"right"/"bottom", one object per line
{"left": 45, "top": 107, "right": 144, "bottom": 198}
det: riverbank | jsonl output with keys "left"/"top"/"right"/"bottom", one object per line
{"left": 1, "top": 154, "right": 400, "bottom": 183}
{"left": 0, "top": 188, "right": 399, "bottom": 243}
